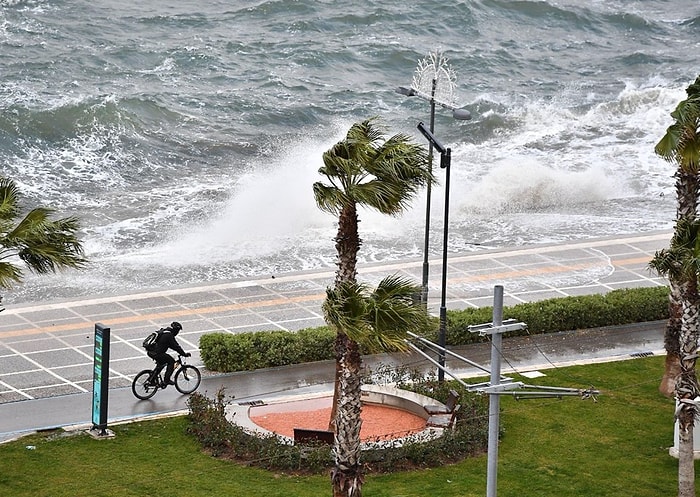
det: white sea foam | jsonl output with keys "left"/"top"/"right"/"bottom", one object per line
{"left": 2, "top": 0, "right": 694, "bottom": 304}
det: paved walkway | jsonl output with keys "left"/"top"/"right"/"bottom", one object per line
{"left": 0, "top": 231, "right": 670, "bottom": 441}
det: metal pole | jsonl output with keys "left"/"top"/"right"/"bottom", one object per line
{"left": 421, "top": 78, "right": 437, "bottom": 306}
{"left": 486, "top": 285, "right": 504, "bottom": 497}
{"left": 437, "top": 146, "right": 451, "bottom": 382}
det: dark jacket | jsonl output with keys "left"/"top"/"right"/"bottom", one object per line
{"left": 151, "top": 330, "right": 186, "bottom": 356}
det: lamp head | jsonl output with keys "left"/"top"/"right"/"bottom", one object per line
{"left": 416, "top": 121, "right": 446, "bottom": 154}
{"left": 396, "top": 86, "right": 417, "bottom": 97}
{"left": 452, "top": 108, "right": 472, "bottom": 121}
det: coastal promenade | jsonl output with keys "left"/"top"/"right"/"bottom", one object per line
{"left": 0, "top": 231, "right": 670, "bottom": 441}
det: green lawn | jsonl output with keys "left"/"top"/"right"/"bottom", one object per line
{"left": 0, "top": 356, "right": 689, "bottom": 497}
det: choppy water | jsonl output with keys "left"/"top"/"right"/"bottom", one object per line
{"left": 1, "top": 0, "right": 697, "bottom": 304}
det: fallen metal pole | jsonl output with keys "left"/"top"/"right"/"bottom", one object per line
{"left": 406, "top": 331, "right": 493, "bottom": 375}
{"left": 404, "top": 341, "right": 473, "bottom": 389}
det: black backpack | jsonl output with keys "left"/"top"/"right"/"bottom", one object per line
{"left": 142, "top": 328, "right": 164, "bottom": 352}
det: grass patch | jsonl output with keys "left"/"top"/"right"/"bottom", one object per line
{"left": 0, "top": 356, "right": 684, "bottom": 497}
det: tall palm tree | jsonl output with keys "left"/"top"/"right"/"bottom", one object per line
{"left": 654, "top": 75, "right": 700, "bottom": 398}
{"left": 313, "top": 117, "right": 433, "bottom": 497}
{"left": 0, "top": 177, "right": 87, "bottom": 296}
{"left": 323, "top": 276, "right": 432, "bottom": 497}
{"left": 650, "top": 218, "right": 700, "bottom": 497}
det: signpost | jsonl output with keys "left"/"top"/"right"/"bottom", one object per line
{"left": 92, "top": 323, "right": 111, "bottom": 436}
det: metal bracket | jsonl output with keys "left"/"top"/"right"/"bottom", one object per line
{"left": 468, "top": 318, "right": 527, "bottom": 336}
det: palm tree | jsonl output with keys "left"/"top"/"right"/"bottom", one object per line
{"left": 649, "top": 219, "right": 700, "bottom": 497}
{"left": 0, "top": 177, "right": 87, "bottom": 297}
{"left": 322, "top": 277, "right": 432, "bottom": 497}
{"left": 313, "top": 117, "right": 433, "bottom": 497}
{"left": 654, "top": 75, "right": 700, "bottom": 398}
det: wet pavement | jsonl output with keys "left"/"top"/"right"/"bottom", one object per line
{"left": 0, "top": 231, "right": 670, "bottom": 442}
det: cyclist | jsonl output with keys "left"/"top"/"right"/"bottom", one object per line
{"left": 147, "top": 321, "right": 191, "bottom": 386}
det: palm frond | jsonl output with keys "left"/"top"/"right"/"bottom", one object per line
{"left": 323, "top": 276, "right": 432, "bottom": 354}
{"left": 649, "top": 218, "right": 700, "bottom": 280}
{"left": 0, "top": 178, "right": 21, "bottom": 222}
{"left": 0, "top": 261, "right": 23, "bottom": 289}
{"left": 315, "top": 117, "right": 432, "bottom": 218}
{"left": 5, "top": 208, "right": 87, "bottom": 274}
{"left": 656, "top": 88, "right": 700, "bottom": 172}
{"left": 313, "top": 182, "right": 346, "bottom": 215}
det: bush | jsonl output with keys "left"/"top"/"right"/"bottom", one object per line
{"left": 186, "top": 388, "right": 237, "bottom": 457}
{"left": 446, "top": 286, "right": 669, "bottom": 345}
{"left": 186, "top": 381, "right": 489, "bottom": 474}
{"left": 199, "top": 286, "right": 670, "bottom": 372}
{"left": 200, "top": 326, "right": 335, "bottom": 373}
{"left": 187, "top": 387, "right": 332, "bottom": 472}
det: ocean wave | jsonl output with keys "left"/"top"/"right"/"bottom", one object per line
{"left": 478, "top": 0, "right": 593, "bottom": 27}
{"left": 0, "top": 0, "right": 695, "bottom": 305}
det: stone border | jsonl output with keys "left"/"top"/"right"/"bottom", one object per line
{"left": 225, "top": 384, "right": 447, "bottom": 448}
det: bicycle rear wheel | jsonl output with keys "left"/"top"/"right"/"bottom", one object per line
{"left": 132, "top": 369, "right": 159, "bottom": 400}
{"left": 175, "top": 365, "right": 201, "bottom": 394}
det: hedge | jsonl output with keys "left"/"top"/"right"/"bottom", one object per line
{"left": 200, "top": 327, "right": 336, "bottom": 372}
{"left": 200, "top": 286, "right": 670, "bottom": 373}
{"left": 445, "top": 286, "right": 670, "bottom": 345}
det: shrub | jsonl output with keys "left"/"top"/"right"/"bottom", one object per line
{"left": 200, "top": 327, "right": 336, "bottom": 372}
{"left": 199, "top": 333, "right": 262, "bottom": 372}
{"left": 187, "top": 387, "right": 332, "bottom": 472}
{"left": 446, "top": 286, "right": 669, "bottom": 345}
{"left": 186, "top": 388, "right": 237, "bottom": 457}
{"left": 199, "top": 286, "right": 670, "bottom": 372}
{"left": 186, "top": 381, "right": 489, "bottom": 474}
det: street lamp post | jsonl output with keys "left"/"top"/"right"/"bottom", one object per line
{"left": 417, "top": 121, "right": 452, "bottom": 382}
{"left": 395, "top": 52, "right": 470, "bottom": 307}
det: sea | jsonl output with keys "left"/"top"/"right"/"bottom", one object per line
{"left": 0, "top": 0, "right": 698, "bottom": 305}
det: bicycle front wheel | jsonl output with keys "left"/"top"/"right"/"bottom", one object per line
{"left": 175, "top": 365, "right": 201, "bottom": 394}
{"left": 132, "top": 369, "right": 159, "bottom": 400}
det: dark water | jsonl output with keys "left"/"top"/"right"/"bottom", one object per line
{"left": 1, "top": 0, "right": 697, "bottom": 304}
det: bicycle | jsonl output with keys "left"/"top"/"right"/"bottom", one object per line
{"left": 131, "top": 355, "right": 201, "bottom": 400}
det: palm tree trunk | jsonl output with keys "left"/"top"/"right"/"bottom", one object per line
{"left": 676, "top": 282, "right": 700, "bottom": 497}
{"left": 661, "top": 279, "right": 683, "bottom": 397}
{"left": 329, "top": 203, "right": 360, "bottom": 431}
{"left": 331, "top": 332, "right": 364, "bottom": 497}
{"left": 677, "top": 379, "right": 696, "bottom": 497}
{"left": 328, "top": 202, "right": 365, "bottom": 496}
{"left": 334, "top": 204, "right": 360, "bottom": 287}
{"left": 666, "top": 170, "right": 700, "bottom": 397}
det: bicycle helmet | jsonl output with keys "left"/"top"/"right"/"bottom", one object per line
{"left": 170, "top": 321, "right": 183, "bottom": 335}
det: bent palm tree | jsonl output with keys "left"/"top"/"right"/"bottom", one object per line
{"left": 649, "top": 219, "right": 700, "bottom": 497}
{"left": 313, "top": 118, "right": 433, "bottom": 497}
{"left": 0, "top": 177, "right": 87, "bottom": 297}
{"left": 654, "top": 75, "right": 700, "bottom": 397}
{"left": 323, "top": 277, "right": 432, "bottom": 497}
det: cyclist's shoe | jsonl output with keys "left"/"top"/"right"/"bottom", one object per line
{"left": 164, "top": 379, "right": 176, "bottom": 386}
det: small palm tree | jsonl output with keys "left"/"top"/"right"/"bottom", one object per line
{"left": 649, "top": 218, "right": 700, "bottom": 497}
{"left": 0, "top": 177, "right": 87, "bottom": 296}
{"left": 323, "top": 276, "right": 432, "bottom": 497}
{"left": 313, "top": 118, "right": 433, "bottom": 497}
{"left": 654, "top": 75, "right": 700, "bottom": 397}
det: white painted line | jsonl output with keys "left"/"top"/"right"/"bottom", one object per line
{"left": 0, "top": 379, "right": 33, "bottom": 400}
{"left": 2, "top": 343, "right": 88, "bottom": 393}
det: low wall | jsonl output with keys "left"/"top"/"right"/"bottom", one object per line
{"left": 226, "top": 384, "right": 448, "bottom": 447}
